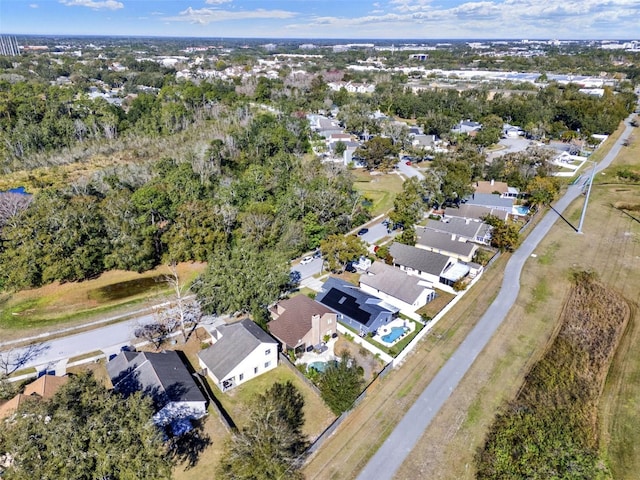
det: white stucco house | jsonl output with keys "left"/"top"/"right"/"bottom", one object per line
{"left": 198, "top": 319, "right": 278, "bottom": 392}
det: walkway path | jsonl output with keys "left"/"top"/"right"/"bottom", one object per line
{"left": 356, "top": 116, "right": 636, "bottom": 480}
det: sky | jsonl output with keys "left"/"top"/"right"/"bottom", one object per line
{"left": 1, "top": 0, "right": 639, "bottom": 40}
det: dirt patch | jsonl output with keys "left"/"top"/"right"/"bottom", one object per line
{"left": 334, "top": 337, "right": 386, "bottom": 382}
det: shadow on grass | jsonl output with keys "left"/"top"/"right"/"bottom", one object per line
{"left": 88, "top": 276, "right": 165, "bottom": 302}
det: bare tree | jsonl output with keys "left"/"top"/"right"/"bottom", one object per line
{"left": 0, "top": 192, "right": 32, "bottom": 230}
{"left": 162, "top": 263, "right": 203, "bottom": 342}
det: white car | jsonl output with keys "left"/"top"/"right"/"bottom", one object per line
{"left": 300, "top": 256, "right": 313, "bottom": 265}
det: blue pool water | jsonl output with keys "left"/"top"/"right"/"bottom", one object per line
{"left": 515, "top": 205, "right": 530, "bottom": 215}
{"left": 381, "top": 327, "right": 407, "bottom": 343}
{"left": 308, "top": 360, "right": 337, "bottom": 373}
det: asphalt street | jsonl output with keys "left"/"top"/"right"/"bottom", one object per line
{"left": 356, "top": 116, "right": 636, "bottom": 480}
{"left": 1, "top": 310, "right": 227, "bottom": 375}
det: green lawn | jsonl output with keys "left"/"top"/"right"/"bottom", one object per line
{"left": 352, "top": 170, "right": 404, "bottom": 217}
{"left": 212, "top": 364, "right": 335, "bottom": 439}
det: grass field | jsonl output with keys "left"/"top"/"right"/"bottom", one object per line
{"left": 0, "top": 262, "right": 206, "bottom": 342}
{"left": 351, "top": 169, "right": 404, "bottom": 217}
{"left": 303, "top": 118, "right": 640, "bottom": 480}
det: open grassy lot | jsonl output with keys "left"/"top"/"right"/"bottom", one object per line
{"left": 0, "top": 262, "right": 206, "bottom": 342}
{"left": 351, "top": 169, "right": 404, "bottom": 217}
{"left": 303, "top": 118, "right": 640, "bottom": 480}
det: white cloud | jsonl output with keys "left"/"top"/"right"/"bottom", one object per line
{"left": 29, "top": 3, "right": 39, "bottom": 8}
{"left": 168, "top": 7, "right": 297, "bottom": 24}
{"left": 205, "top": 0, "right": 232, "bottom": 4}
{"left": 59, "top": 0, "right": 123, "bottom": 10}
{"left": 285, "top": 0, "right": 639, "bottom": 39}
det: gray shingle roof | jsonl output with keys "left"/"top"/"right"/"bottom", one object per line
{"left": 198, "top": 319, "right": 277, "bottom": 381}
{"left": 359, "top": 262, "right": 428, "bottom": 305}
{"left": 425, "top": 218, "right": 491, "bottom": 240}
{"left": 388, "top": 242, "right": 451, "bottom": 276}
{"left": 415, "top": 227, "right": 477, "bottom": 258}
{"left": 465, "top": 193, "right": 514, "bottom": 209}
{"left": 107, "top": 350, "right": 205, "bottom": 408}
{"left": 444, "top": 204, "right": 508, "bottom": 221}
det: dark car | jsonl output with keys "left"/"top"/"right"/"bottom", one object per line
{"left": 357, "top": 228, "right": 369, "bottom": 236}
{"left": 345, "top": 262, "right": 357, "bottom": 273}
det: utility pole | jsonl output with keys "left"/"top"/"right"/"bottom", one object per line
{"left": 577, "top": 159, "right": 597, "bottom": 234}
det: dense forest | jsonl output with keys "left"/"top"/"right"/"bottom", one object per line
{"left": 0, "top": 44, "right": 636, "bottom": 320}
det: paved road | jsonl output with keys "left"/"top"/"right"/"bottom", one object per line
{"left": 396, "top": 159, "right": 425, "bottom": 180}
{"left": 1, "top": 310, "right": 226, "bottom": 375}
{"left": 357, "top": 116, "right": 636, "bottom": 480}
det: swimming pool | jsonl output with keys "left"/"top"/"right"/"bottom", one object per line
{"left": 381, "top": 326, "right": 407, "bottom": 344}
{"left": 308, "top": 360, "right": 337, "bottom": 373}
{"left": 515, "top": 205, "right": 530, "bottom": 215}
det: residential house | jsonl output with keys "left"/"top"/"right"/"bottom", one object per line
{"left": 315, "top": 277, "right": 399, "bottom": 335}
{"left": 474, "top": 180, "right": 519, "bottom": 198}
{"left": 451, "top": 120, "right": 482, "bottom": 135}
{"left": 415, "top": 226, "right": 478, "bottom": 262}
{"left": 268, "top": 295, "right": 337, "bottom": 352}
{"left": 359, "top": 261, "right": 436, "bottom": 314}
{"left": 107, "top": 350, "right": 207, "bottom": 427}
{"left": 465, "top": 193, "right": 514, "bottom": 213}
{"left": 388, "top": 242, "right": 470, "bottom": 288}
{"left": 425, "top": 217, "right": 493, "bottom": 245}
{"left": 503, "top": 123, "right": 524, "bottom": 138}
{"left": 0, "top": 374, "right": 68, "bottom": 420}
{"left": 198, "top": 319, "right": 278, "bottom": 392}
{"left": 443, "top": 204, "right": 509, "bottom": 222}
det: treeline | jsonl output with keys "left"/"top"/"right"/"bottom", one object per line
{"left": 0, "top": 110, "right": 368, "bottom": 292}
{"left": 375, "top": 82, "right": 636, "bottom": 139}
{"left": 0, "top": 78, "right": 237, "bottom": 172}
{"left": 476, "top": 272, "right": 630, "bottom": 479}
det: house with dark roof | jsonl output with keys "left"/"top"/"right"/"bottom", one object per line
{"left": 315, "top": 277, "right": 399, "bottom": 335}
{"left": 107, "top": 350, "right": 207, "bottom": 427}
{"left": 425, "top": 217, "right": 492, "bottom": 245}
{"left": 415, "top": 226, "right": 478, "bottom": 262}
{"left": 359, "top": 262, "right": 435, "bottom": 314}
{"left": 388, "top": 242, "right": 469, "bottom": 288}
{"left": 268, "top": 295, "right": 337, "bottom": 352}
{"left": 198, "top": 319, "right": 278, "bottom": 392}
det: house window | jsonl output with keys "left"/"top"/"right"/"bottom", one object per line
{"left": 328, "top": 318, "right": 332, "bottom": 324}
{"left": 254, "top": 366, "right": 258, "bottom": 374}
{"left": 239, "top": 373, "right": 244, "bottom": 381}
{"left": 265, "top": 349, "right": 271, "bottom": 355}
{"left": 265, "top": 361, "right": 271, "bottom": 369}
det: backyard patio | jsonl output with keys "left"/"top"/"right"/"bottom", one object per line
{"left": 374, "top": 318, "right": 415, "bottom": 346}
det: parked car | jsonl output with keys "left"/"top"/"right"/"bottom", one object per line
{"left": 357, "top": 228, "right": 369, "bottom": 236}
{"left": 313, "top": 249, "right": 322, "bottom": 258}
{"left": 405, "top": 161, "right": 412, "bottom": 166}
{"left": 300, "top": 256, "right": 313, "bottom": 265}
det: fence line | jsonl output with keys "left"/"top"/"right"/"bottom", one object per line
{"left": 335, "top": 324, "right": 394, "bottom": 363}
{"left": 278, "top": 352, "right": 323, "bottom": 397}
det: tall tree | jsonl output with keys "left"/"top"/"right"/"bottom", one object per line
{"left": 217, "top": 381, "right": 307, "bottom": 480}
{"left": 0, "top": 372, "right": 173, "bottom": 480}
{"left": 318, "top": 351, "right": 365, "bottom": 415}
{"left": 193, "top": 244, "right": 290, "bottom": 317}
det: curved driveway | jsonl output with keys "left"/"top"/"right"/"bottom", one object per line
{"left": 357, "top": 117, "right": 636, "bottom": 480}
